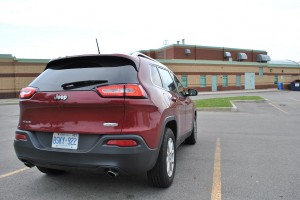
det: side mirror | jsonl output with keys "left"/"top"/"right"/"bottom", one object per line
{"left": 187, "top": 89, "right": 198, "bottom": 96}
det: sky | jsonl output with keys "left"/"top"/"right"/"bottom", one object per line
{"left": 0, "top": 0, "right": 299, "bottom": 62}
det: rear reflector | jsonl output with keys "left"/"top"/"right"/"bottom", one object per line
{"left": 15, "top": 134, "right": 27, "bottom": 141}
{"left": 106, "top": 140, "right": 138, "bottom": 147}
{"left": 97, "top": 84, "right": 147, "bottom": 98}
{"left": 19, "top": 87, "right": 37, "bottom": 99}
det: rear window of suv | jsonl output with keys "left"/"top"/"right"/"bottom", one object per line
{"left": 30, "top": 56, "right": 138, "bottom": 91}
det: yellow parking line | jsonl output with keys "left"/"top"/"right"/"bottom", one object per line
{"left": 211, "top": 138, "right": 221, "bottom": 200}
{"left": 0, "top": 167, "right": 28, "bottom": 179}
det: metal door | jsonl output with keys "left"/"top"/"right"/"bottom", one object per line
{"left": 245, "top": 73, "right": 255, "bottom": 90}
{"left": 212, "top": 75, "right": 217, "bottom": 92}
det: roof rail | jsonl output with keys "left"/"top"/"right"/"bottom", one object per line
{"left": 130, "top": 52, "right": 160, "bottom": 64}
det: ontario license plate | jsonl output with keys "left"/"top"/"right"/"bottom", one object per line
{"left": 52, "top": 133, "right": 79, "bottom": 149}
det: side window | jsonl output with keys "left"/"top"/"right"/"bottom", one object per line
{"left": 170, "top": 73, "right": 186, "bottom": 96}
{"left": 222, "top": 75, "right": 228, "bottom": 87}
{"left": 157, "top": 68, "right": 177, "bottom": 93}
{"left": 274, "top": 75, "right": 278, "bottom": 84}
{"left": 200, "top": 75, "right": 206, "bottom": 87}
{"left": 259, "top": 67, "right": 264, "bottom": 77}
{"left": 236, "top": 75, "right": 241, "bottom": 86}
{"left": 150, "top": 65, "right": 163, "bottom": 88}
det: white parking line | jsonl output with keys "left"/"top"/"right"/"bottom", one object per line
{"left": 0, "top": 167, "right": 28, "bottom": 179}
{"left": 288, "top": 98, "right": 300, "bottom": 102}
{"left": 266, "top": 99, "right": 288, "bottom": 114}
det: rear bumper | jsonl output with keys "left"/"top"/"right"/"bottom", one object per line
{"left": 14, "top": 130, "right": 159, "bottom": 174}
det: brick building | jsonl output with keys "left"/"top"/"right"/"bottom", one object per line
{"left": 1, "top": 43, "right": 300, "bottom": 99}
{"left": 140, "top": 43, "right": 300, "bottom": 92}
{"left": 0, "top": 54, "right": 47, "bottom": 99}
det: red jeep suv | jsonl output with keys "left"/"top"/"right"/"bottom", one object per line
{"left": 14, "top": 53, "right": 198, "bottom": 188}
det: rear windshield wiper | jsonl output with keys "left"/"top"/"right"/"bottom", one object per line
{"left": 61, "top": 80, "right": 108, "bottom": 90}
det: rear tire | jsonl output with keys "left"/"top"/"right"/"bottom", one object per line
{"left": 37, "top": 166, "right": 64, "bottom": 175}
{"left": 185, "top": 116, "right": 197, "bottom": 145}
{"left": 147, "top": 128, "right": 176, "bottom": 188}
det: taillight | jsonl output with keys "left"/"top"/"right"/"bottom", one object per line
{"left": 125, "top": 84, "right": 146, "bottom": 97}
{"left": 19, "top": 87, "right": 37, "bottom": 99}
{"left": 97, "top": 85, "right": 124, "bottom": 97}
{"left": 15, "top": 134, "right": 27, "bottom": 141}
{"left": 97, "top": 84, "right": 147, "bottom": 98}
{"left": 106, "top": 139, "right": 138, "bottom": 147}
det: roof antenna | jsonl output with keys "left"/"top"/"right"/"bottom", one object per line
{"left": 96, "top": 38, "right": 100, "bottom": 54}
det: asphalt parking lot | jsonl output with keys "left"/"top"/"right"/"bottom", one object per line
{"left": 0, "top": 90, "right": 299, "bottom": 200}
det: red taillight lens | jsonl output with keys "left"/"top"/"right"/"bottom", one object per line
{"left": 97, "top": 85, "right": 124, "bottom": 97}
{"left": 97, "top": 84, "right": 147, "bottom": 98}
{"left": 19, "top": 87, "right": 37, "bottom": 99}
{"left": 15, "top": 134, "right": 27, "bottom": 141}
{"left": 106, "top": 139, "right": 138, "bottom": 147}
{"left": 125, "top": 84, "right": 147, "bottom": 97}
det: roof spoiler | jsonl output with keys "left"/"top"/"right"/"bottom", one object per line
{"left": 130, "top": 52, "right": 160, "bottom": 64}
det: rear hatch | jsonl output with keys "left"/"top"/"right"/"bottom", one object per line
{"left": 18, "top": 55, "right": 139, "bottom": 134}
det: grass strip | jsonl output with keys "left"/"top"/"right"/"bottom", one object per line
{"left": 194, "top": 96, "right": 264, "bottom": 108}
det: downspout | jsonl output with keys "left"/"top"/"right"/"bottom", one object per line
{"left": 223, "top": 47, "right": 225, "bottom": 61}
{"left": 194, "top": 45, "right": 196, "bottom": 60}
{"left": 13, "top": 57, "right": 17, "bottom": 98}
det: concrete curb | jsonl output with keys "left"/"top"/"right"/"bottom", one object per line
{"left": 197, "top": 88, "right": 278, "bottom": 96}
{"left": 196, "top": 107, "right": 233, "bottom": 112}
{"left": 231, "top": 99, "right": 267, "bottom": 103}
{"left": 197, "top": 99, "right": 267, "bottom": 112}
{"left": 230, "top": 101, "right": 238, "bottom": 112}
{"left": 0, "top": 99, "right": 19, "bottom": 105}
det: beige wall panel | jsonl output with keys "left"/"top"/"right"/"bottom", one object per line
{"left": 15, "top": 63, "right": 45, "bottom": 73}
{"left": 256, "top": 76, "right": 266, "bottom": 84}
{"left": 0, "top": 77, "right": 15, "bottom": 90}
{"left": 0, "top": 89, "right": 15, "bottom": 93}
{"left": 206, "top": 75, "right": 213, "bottom": 87}
{"left": 241, "top": 75, "right": 245, "bottom": 85}
{"left": 188, "top": 75, "right": 199, "bottom": 85}
{"left": 0, "top": 63, "right": 15, "bottom": 73}
{"left": 279, "top": 75, "right": 300, "bottom": 84}
{"left": 169, "top": 65, "right": 224, "bottom": 73}
{"left": 15, "top": 77, "right": 36, "bottom": 90}
{"left": 169, "top": 64, "right": 269, "bottom": 74}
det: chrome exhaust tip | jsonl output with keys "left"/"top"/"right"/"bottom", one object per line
{"left": 23, "top": 161, "right": 35, "bottom": 168}
{"left": 105, "top": 168, "right": 119, "bottom": 177}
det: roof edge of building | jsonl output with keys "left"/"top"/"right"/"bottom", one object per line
{"left": 140, "top": 44, "right": 267, "bottom": 53}
{"left": 158, "top": 59, "right": 300, "bottom": 68}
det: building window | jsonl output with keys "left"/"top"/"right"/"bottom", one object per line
{"left": 259, "top": 67, "right": 263, "bottom": 77}
{"left": 200, "top": 75, "right": 206, "bottom": 87}
{"left": 236, "top": 75, "right": 241, "bottom": 87}
{"left": 274, "top": 75, "right": 278, "bottom": 84}
{"left": 181, "top": 75, "right": 188, "bottom": 87}
{"left": 222, "top": 75, "right": 228, "bottom": 87}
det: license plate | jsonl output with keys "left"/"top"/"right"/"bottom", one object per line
{"left": 52, "top": 133, "right": 79, "bottom": 150}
